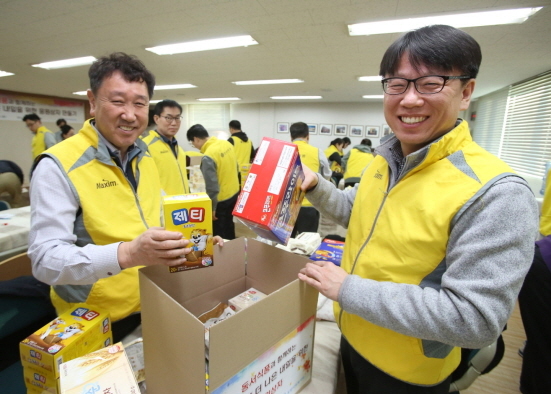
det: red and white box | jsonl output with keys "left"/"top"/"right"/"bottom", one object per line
{"left": 233, "top": 137, "right": 305, "bottom": 244}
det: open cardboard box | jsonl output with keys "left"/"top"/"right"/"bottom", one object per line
{"left": 139, "top": 237, "right": 318, "bottom": 394}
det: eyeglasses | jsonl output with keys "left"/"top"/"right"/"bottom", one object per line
{"left": 381, "top": 75, "right": 471, "bottom": 95}
{"left": 161, "top": 115, "right": 183, "bottom": 123}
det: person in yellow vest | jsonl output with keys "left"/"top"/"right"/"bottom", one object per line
{"left": 227, "top": 120, "right": 254, "bottom": 187}
{"left": 23, "top": 113, "right": 56, "bottom": 159}
{"left": 28, "top": 53, "right": 200, "bottom": 343}
{"left": 289, "top": 122, "right": 331, "bottom": 238}
{"left": 324, "top": 138, "right": 344, "bottom": 186}
{"left": 518, "top": 164, "right": 551, "bottom": 393}
{"left": 141, "top": 99, "right": 190, "bottom": 196}
{"left": 297, "top": 25, "right": 538, "bottom": 394}
{"left": 187, "top": 124, "right": 240, "bottom": 240}
{"left": 342, "top": 138, "right": 374, "bottom": 188}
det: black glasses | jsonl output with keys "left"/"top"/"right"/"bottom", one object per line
{"left": 161, "top": 115, "right": 183, "bottom": 123}
{"left": 382, "top": 75, "right": 471, "bottom": 95}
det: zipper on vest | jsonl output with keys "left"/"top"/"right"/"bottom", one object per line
{"left": 113, "top": 165, "right": 150, "bottom": 230}
{"left": 338, "top": 188, "right": 389, "bottom": 326}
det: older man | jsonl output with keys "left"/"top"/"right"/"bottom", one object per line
{"left": 298, "top": 25, "right": 538, "bottom": 394}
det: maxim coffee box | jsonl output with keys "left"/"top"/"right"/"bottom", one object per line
{"left": 233, "top": 137, "right": 305, "bottom": 244}
{"left": 163, "top": 193, "right": 214, "bottom": 272}
{"left": 139, "top": 237, "right": 318, "bottom": 394}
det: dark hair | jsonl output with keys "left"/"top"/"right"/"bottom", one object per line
{"left": 229, "top": 120, "right": 241, "bottom": 130}
{"left": 329, "top": 138, "right": 343, "bottom": 147}
{"left": 361, "top": 138, "right": 372, "bottom": 146}
{"left": 290, "top": 122, "right": 309, "bottom": 139}
{"left": 154, "top": 99, "right": 182, "bottom": 116}
{"left": 60, "top": 125, "right": 74, "bottom": 136}
{"left": 88, "top": 52, "right": 156, "bottom": 98}
{"left": 22, "top": 113, "right": 40, "bottom": 122}
{"left": 186, "top": 124, "right": 209, "bottom": 141}
{"left": 379, "top": 25, "right": 481, "bottom": 80}
{"left": 342, "top": 137, "right": 351, "bottom": 146}
{"left": 56, "top": 118, "right": 66, "bottom": 126}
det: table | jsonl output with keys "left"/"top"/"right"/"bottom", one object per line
{"left": 0, "top": 205, "right": 31, "bottom": 261}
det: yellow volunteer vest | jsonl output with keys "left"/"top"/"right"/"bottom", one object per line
{"left": 201, "top": 137, "right": 240, "bottom": 202}
{"left": 336, "top": 121, "right": 517, "bottom": 385}
{"left": 32, "top": 126, "right": 53, "bottom": 159}
{"left": 142, "top": 130, "right": 190, "bottom": 195}
{"left": 39, "top": 119, "right": 162, "bottom": 322}
{"left": 343, "top": 148, "right": 374, "bottom": 182}
{"left": 324, "top": 145, "right": 342, "bottom": 173}
{"left": 230, "top": 135, "right": 253, "bottom": 188}
{"left": 293, "top": 140, "right": 320, "bottom": 207}
{"left": 541, "top": 167, "right": 551, "bottom": 236}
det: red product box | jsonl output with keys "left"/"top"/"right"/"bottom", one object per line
{"left": 233, "top": 137, "right": 305, "bottom": 244}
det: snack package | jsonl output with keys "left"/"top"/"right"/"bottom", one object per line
{"left": 227, "top": 288, "right": 267, "bottom": 312}
{"left": 163, "top": 193, "right": 214, "bottom": 272}
{"left": 309, "top": 238, "right": 345, "bottom": 266}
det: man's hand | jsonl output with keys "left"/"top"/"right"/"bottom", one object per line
{"left": 117, "top": 227, "right": 193, "bottom": 269}
{"left": 298, "top": 260, "right": 348, "bottom": 301}
{"left": 301, "top": 164, "right": 319, "bottom": 192}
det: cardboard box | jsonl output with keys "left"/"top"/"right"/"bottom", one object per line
{"left": 20, "top": 303, "right": 112, "bottom": 386}
{"left": 59, "top": 342, "right": 139, "bottom": 394}
{"left": 139, "top": 237, "right": 318, "bottom": 394}
{"left": 309, "top": 239, "right": 345, "bottom": 266}
{"left": 163, "top": 193, "right": 214, "bottom": 272}
{"left": 233, "top": 137, "right": 305, "bottom": 244}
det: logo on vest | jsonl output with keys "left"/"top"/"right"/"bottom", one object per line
{"left": 374, "top": 170, "right": 383, "bottom": 180}
{"left": 96, "top": 179, "right": 118, "bottom": 189}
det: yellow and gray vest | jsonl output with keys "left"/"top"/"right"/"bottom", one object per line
{"left": 142, "top": 130, "right": 190, "bottom": 195}
{"left": 343, "top": 147, "right": 374, "bottom": 184}
{"left": 293, "top": 140, "right": 320, "bottom": 207}
{"left": 32, "top": 126, "right": 54, "bottom": 159}
{"left": 336, "top": 121, "right": 516, "bottom": 385}
{"left": 201, "top": 137, "right": 240, "bottom": 202}
{"left": 230, "top": 135, "right": 253, "bottom": 188}
{"left": 37, "top": 119, "right": 161, "bottom": 322}
{"left": 324, "top": 145, "right": 342, "bottom": 173}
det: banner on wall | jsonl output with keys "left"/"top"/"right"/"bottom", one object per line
{"left": 0, "top": 93, "right": 86, "bottom": 124}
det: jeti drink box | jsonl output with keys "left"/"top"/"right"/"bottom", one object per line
{"left": 163, "top": 193, "right": 214, "bottom": 272}
{"left": 233, "top": 137, "right": 305, "bottom": 244}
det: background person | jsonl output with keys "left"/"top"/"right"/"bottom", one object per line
{"left": 342, "top": 138, "right": 374, "bottom": 188}
{"left": 54, "top": 118, "right": 67, "bottom": 143}
{"left": 298, "top": 25, "right": 538, "bottom": 394}
{"left": 0, "top": 159, "right": 24, "bottom": 206}
{"left": 227, "top": 119, "right": 254, "bottom": 187}
{"left": 22, "top": 113, "right": 56, "bottom": 159}
{"left": 59, "top": 125, "right": 76, "bottom": 140}
{"left": 324, "top": 138, "right": 344, "bottom": 186}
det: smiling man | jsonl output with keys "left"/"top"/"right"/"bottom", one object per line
{"left": 298, "top": 25, "right": 538, "bottom": 393}
{"left": 29, "top": 53, "right": 195, "bottom": 342}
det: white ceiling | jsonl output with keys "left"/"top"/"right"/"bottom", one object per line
{"left": 1, "top": 0, "right": 550, "bottom": 104}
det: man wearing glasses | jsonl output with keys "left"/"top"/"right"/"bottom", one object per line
{"left": 142, "top": 99, "right": 190, "bottom": 195}
{"left": 298, "top": 25, "right": 538, "bottom": 393}
{"left": 22, "top": 113, "right": 56, "bottom": 159}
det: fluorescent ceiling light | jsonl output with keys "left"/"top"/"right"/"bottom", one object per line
{"left": 0, "top": 70, "right": 14, "bottom": 77}
{"left": 232, "top": 79, "right": 304, "bottom": 85}
{"left": 146, "top": 35, "right": 258, "bottom": 55}
{"left": 197, "top": 97, "right": 241, "bottom": 101}
{"left": 155, "top": 84, "right": 196, "bottom": 90}
{"left": 32, "top": 56, "right": 96, "bottom": 70}
{"left": 72, "top": 91, "right": 88, "bottom": 96}
{"left": 348, "top": 7, "right": 542, "bottom": 36}
{"left": 270, "top": 96, "right": 322, "bottom": 100}
{"left": 358, "top": 76, "right": 382, "bottom": 82}
{"left": 149, "top": 100, "right": 162, "bottom": 104}
{"left": 362, "top": 95, "right": 384, "bottom": 99}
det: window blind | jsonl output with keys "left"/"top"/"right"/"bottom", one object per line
{"left": 188, "top": 104, "right": 230, "bottom": 132}
{"left": 472, "top": 87, "right": 509, "bottom": 156}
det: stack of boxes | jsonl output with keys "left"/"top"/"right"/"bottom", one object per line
{"left": 19, "top": 304, "right": 112, "bottom": 394}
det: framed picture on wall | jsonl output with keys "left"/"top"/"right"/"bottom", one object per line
{"left": 366, "top": 126, "right": 379, "bottom": 137}
{"left": 307, "top": 123, "right": 318, "bottom": 134}
{"left": 334, "top": 124, "right": 347, "bottom": 136}
{"left": 382, "top": 124, "right": 393, "bottom": 136}
{"left": 349, "top": 125, "right": 363, "bottom": 137}
{"left": 277, "top": 122, "right": 289, "bottom": 133}
{"left": 319, "top": 124, "right": 332, "bottom": 135}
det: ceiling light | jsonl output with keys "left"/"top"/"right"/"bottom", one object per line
{"left": 270, "top": 96, "right": 322, "bottom": 100}
{"left": 146, "top": 35, "right": 258, "bottom": 55}
{"left": 197, "top": 97, "right": 241, "bottom": 101}
{"left": 358, "top": 76, "right": 382, "bottom": 82}
{"left": 149, "top": 100, "right": 162, "bottom": 104}
{"left": 72, "top": 91, "right": 88, "bottom": 96}
{"left": 348, "top": 7, "right": 542, "bottom": 36}
{"left": 0, "top": 70, "right": 14, "bottom": 77}
{"left": 155, "top": 84, "right": 196, "bottom": 90}
{"left": 362, "top": 95, "right": 384, "bottom": 99}
{"left": 32, "top": 56, "right": 96, "bottom": 70}
{"left": 232, "top": 79, "right": 304, "bottom": 85}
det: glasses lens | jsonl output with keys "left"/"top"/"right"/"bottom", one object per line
{"left": 384, "top": 78, "right": 408, "bottom": 94}
{"left": 165, "top": 116, "right": 182, "bottom": 122}
{"left": 415, "top": 76, "right": 445, "bottom": 94}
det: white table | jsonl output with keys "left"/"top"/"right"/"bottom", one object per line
{"left": 0, "top": 205, "right": 31, "bottom": 261}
